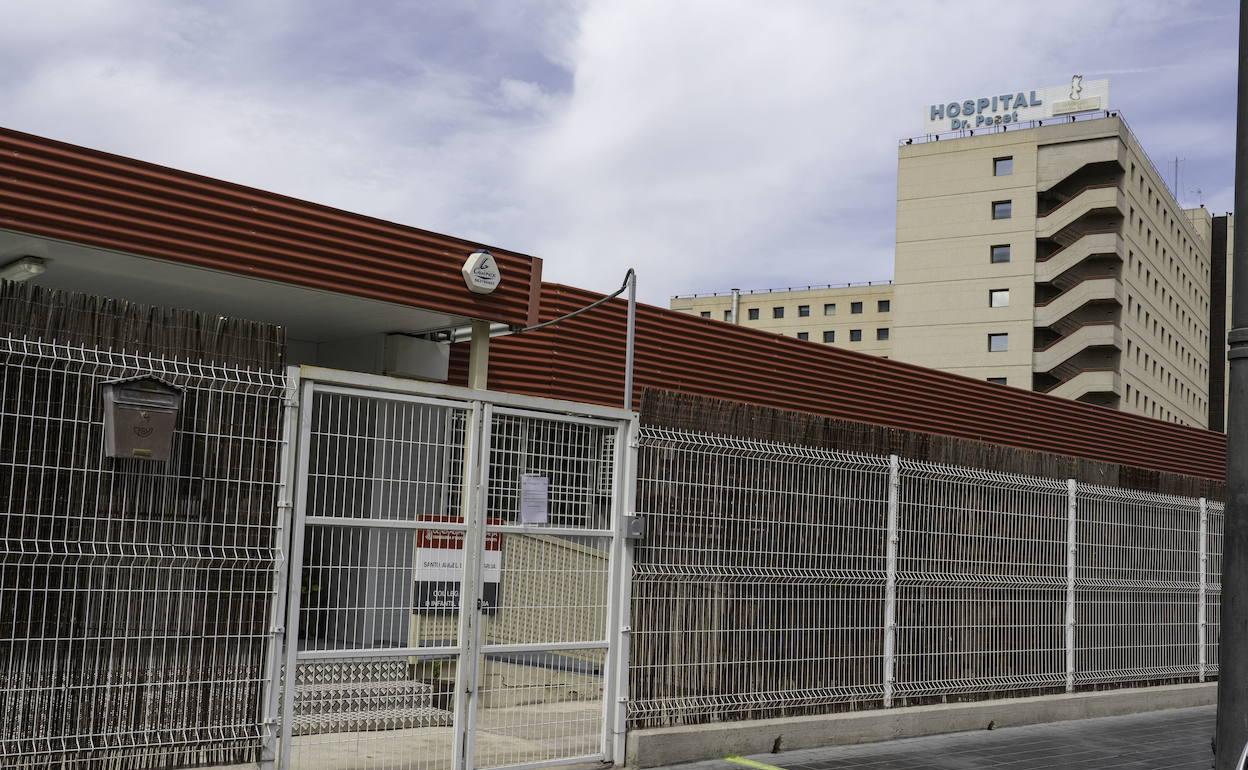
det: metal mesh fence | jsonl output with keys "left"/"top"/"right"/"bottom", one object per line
{"left": 630, "top": 427, "right": 1221, "bottom": 728}
{"left": 631, "top": 428, "right": 891, "bottom": 725}
{"left": 894, "top": 462, "right": 1069, "bottom": 699}
{"left": 0, "top": 337, "right": 287, "bottom": 768}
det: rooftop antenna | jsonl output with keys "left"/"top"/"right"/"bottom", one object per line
{"left": 1172, "top": 156, "right": 1185, "bottom": 198}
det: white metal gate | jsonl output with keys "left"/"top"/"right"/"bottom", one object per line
{"left": 277, "top": 367, "right": 636, "bottom": 770}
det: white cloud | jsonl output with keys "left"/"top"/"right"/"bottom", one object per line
{"left": 0, "top": 0, "right": 1233, "bottom": 304}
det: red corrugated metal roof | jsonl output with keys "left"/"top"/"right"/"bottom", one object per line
{"left": 0, "top": 126, "right": 541, "bottom": 328}
{"left": 453, "top": 283, "right": 1226, "bottom": 481}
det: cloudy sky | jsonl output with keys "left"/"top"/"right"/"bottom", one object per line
{"left": 0, "top": 1, "right": 1237, "bottom": 304}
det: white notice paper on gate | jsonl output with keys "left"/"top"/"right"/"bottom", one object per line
{"left": 520, "top": 473, "right": 550, "bottom": 524}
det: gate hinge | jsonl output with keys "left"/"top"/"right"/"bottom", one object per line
{"left": 476, "top": 598, "right": 485, "bottom": 611}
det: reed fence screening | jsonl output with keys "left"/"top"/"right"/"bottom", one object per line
{"left": 629, "top": 427, "right": 1221, "bottom": 728}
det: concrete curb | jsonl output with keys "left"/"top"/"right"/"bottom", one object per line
{"left": 626, "top": 682, "right": 1216, "bottom": 767}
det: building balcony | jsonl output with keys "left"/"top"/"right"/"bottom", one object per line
{"left": 1035, "top": 185, "right": 1126, "bottom": 242}
{"left": 1035, "top": 232, "right": 1123, "bottom": 285}
{"left": 1045, "top": 368, "right": 1121, "bottom": 403}
{"left": 1033, "top": 322, "right": 1122, "bottom": 375}
{"left": 1033, "top": 278, "right": 1124, "bottom": 331}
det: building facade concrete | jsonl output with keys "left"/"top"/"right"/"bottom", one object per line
{"left": 672, "top": 114, "right": 1228, "bottom": 430}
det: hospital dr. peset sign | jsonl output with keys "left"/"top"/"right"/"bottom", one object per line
{"left": 923, "top": 76, "right": 1110, "bottom": 133}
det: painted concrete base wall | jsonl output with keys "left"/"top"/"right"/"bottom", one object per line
{"left": 626, "top": 683, "right": 1216, "bottom": 768}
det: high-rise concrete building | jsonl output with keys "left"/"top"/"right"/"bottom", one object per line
{"left": 672, "top": 111, "right": 1230, "bottom": 430}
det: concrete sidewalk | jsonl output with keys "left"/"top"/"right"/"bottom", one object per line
{"left": 654, "top": 705, "right": 1215, "bottom": 770}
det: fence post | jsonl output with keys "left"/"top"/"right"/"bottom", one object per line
{"left": 882, "top": 455, "right": 900, "bottom": 708}
{"left": 1066, "top": 479, "right": 1077, "bottom": 693}
{"left": 1200, "top": 498, "right": 1209, "bottom": 682}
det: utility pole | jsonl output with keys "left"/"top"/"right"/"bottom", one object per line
{"left": 1216, "top": 2, "right": 1248, "bottom": 767}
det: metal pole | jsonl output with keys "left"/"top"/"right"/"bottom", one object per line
{"left": 1065, "top": 479, "right": 1077, "bottom": 693}
{"left": 1217, "top": 3, "right": 1248, "bottom": 764}
{"left": 277, "top": 380, "right": 316, "bottom": 770}
{"left": 731, "top": 288, "right": 741, "bottom": 325}
{"left": 1201, "top": 498, "right": 1209, "bottom": 683}
{"left": 259, "top": 367, "right": 301, "bottom": 769}
{"left": 882, "top": 454, "right": 900, "bottom": 708}
{"left": 624, "top": 270, "right": 637, "bottom": 410}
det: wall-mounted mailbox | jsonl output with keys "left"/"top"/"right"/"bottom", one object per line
{"left": 101, "top": 376, "right": 184, "bottom": 461}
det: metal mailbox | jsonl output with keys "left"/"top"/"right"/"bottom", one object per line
{"left": 101, "top": 376, "right": 184, "bottom": 461}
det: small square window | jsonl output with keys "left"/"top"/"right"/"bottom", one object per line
{"left": 992, "top": 200, "right": 1012, "bottom": 220}
{"left": 748, "top": 308, "right": 759, "bottom": 320}
{"left": 798, "top": 305, "right": 810, "bottom": 317}
{"left": 773, "top": 306, "right": 784, "bottom": 319}
{"left": 850, "top": 329, "right": 862, "bottom": 342}
{"left": 699, "top": 311, "right": 711, "bottom": 318}
{"left": 877, "top": 300, "right": 891, "bottom": 313}
{"left": 991, "top": 244, "right": 1011, "bottom": 263}
{"left": 724, "top": 310, "right": 732, "bottom": 321}
{"left": 993, "top": 156, "right": 1013, "bottom": 176}
{"left": 796, "top": 332, "right": 809, "bottom": 341}
{"left": 822, "top": 330, "right": 835, "bottom": 343}
{"left": 851, "top": 301, "right": 863, "bottom": 314}
{"left": 988, "top": 333, "right": 1008, "bottom": 352}
{"left": 987, "top": 377, "right": 1007, "bottom": 385}
{"left": 989, "top": 289, "right": 1010, "bottom": 308}
{"left": 823, "top": 303, "right": 836, "bottom": 316}
{"left": 876, "top": 328, "right": 889, "bottom": 341}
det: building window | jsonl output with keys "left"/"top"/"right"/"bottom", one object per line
{"left": 796, "top": 332, "right": 809, "bottom": 341}
{"left": 878, "top": 299, "right": 891, "bottom": 313}
{"left": 748, "top": 308, "right": 759, "bottom": 320}
{"left": 822, "top": 330, "right": 835, "bottom": 343}
{"left": 851, "top": 301, "right": 863, "bottom": 314}
{"left": 724, "top": 310, "right": 733, "bottom": 321}
{"left": 699, "top": 311, "right": 711, "bottom": 318}
{"left": 798, "top": 304, "right": 810, "bottom": 317}
{"left": 989, "top": 288, "right": 1010, "bottom": 308}
{"left": 773, "top": 307, "right": 784, "bottom": 319}
{"left": 993, "top": 156, "right": 1013, "bottom": 176}
{"left": 988, "top": 333, "right": 1008, "bottom": 352}
{"left": 992, "top": 200, "right": 1012, "bottom": 220}
{"left": 987, "top": 377, "right": 1007, "bottom": 385}
{"left": 850, "top": 329, "right": 862, "bottom": 342}
{"left": 991, "top": 244, "right": 1011, "bottom": 263}
{"left": 876, "top": 328, "right": 889, "bottom": 341}
{"left": 823, "top": 303, "right": 836, "bottom": 316}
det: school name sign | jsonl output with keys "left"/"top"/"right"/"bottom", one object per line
{"left": 923, "top": 77, "right": 1109, "bottom": 133}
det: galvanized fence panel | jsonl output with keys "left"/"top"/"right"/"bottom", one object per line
{"left": 1073, "top": 485, "right": 1202, "bottom": 685}
{"left": 0, "top": 337, "right": 288, "bottom": 769}
{"left": 893, "top": 461, "right": 1070, "bottom": 700}
{"left": 630, "top": 428, "right": 892, "bottom": 726}
{"left": 630, "top": 426, "right": 1222, "bottom": 729}
{"left": 1206, "top": 499, "right": 1224, "bottom": 678}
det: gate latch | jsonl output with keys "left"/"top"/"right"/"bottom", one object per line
{"left": 624, "top": 514, "right": 646, "bottom": 540}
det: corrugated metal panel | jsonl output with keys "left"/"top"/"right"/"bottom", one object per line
{"left": 0, "top": 126, "right": 541, "bottom": 328}
{"left": 453, "top": 283, "right": 1226, "bottom": 481}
